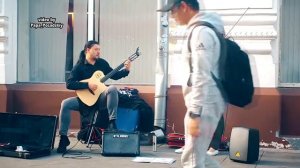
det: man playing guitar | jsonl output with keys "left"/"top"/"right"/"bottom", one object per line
{"left": 57, "top": 40, "right": 132, "bottom": 153}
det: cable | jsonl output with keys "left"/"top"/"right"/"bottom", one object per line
{"left": 225, "top": 7, "right": 250, "bottom": 38}
{"left": 61, "top": 140, "right": 96, "bottom": 159}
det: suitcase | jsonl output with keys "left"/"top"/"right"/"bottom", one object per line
{"left": 116, "top": 107, "right": 139, "bottom": 132}
{"left": 229, "top": 127, "right": 260, "bottom": 163}
{"left": 0, "top": 112, "right": 57, "bottom": 159}
{"left": 101, "top": 130, "right": 140, "bottom": 156}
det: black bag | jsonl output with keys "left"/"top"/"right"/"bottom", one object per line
{"left": 77, "top": 126, "right": 102, "bottom": 144}
{"left": 119, "top": 87, "right": 139, "bottom": 99}
{"left": 78, "top": 108, "right": 109, "bottom": 144}
{"left": 118, "top": 88, "right": 154, "bottom": 132}
{"left": 188, "top": 21, "right": 254, "bottom": 107}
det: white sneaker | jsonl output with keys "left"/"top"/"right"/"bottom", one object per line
{"left": 175, "top": 147, "right": 184, "bottom": 154}
{"left": 206, "top": 149, "right": 219, "bottom": 156}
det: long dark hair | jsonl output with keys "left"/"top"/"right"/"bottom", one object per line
{"left": 76, "top": 40, "right": 99, "bottom": 64}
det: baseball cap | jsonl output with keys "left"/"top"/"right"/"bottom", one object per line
{"left": 157, "top": 0, "right": 182, "bottom": 12}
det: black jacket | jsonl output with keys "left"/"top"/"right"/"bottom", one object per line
{"left": 67, "top": 58, "right": 129, "bottom": 90}
{"left": 66, "top": 58, "right": 129, "bottom": 122}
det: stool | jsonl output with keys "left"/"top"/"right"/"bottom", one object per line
{"left": 86, "top": 110, "right": 103, "bottom": 148}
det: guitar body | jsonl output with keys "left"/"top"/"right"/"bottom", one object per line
{"left": 76, "top": 71, "right": 107, "bottom": 106}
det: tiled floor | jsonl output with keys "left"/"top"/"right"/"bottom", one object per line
{"left": 1, "top": 137, "right": 300, "bottom": 168}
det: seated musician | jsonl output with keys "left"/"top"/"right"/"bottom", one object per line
{"left": 57, "top": 40, "right": 132, "bottom": 153}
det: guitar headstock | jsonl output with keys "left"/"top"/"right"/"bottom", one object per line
{"left": 135, "top": 47, "right": 141, "bottom": 57}
{"left": 128, "top": 47, "right": 141, "bottom": 61}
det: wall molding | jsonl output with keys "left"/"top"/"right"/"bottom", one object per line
{"left": 0, "top": 36, "right": 8, "bottom": 42}
{"left": 169, "top": 8, "right": 278, "bottom": 87}
{"left": 0, "top": 0, "right": 3, "bottom": 16}
{"left": 0, "top": 16, "right": 7, "bottom": 65}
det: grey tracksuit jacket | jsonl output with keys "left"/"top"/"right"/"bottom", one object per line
{"left": 180, "top": 12, "right": 227, "bottom": 168}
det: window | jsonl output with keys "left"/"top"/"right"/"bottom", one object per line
{"left": 279, "top": 0, "right": 300, "bottom": 87}
{"left": 17, "top": 0, "right": 156, "bottom": 84}
{"left": 17, "top": 0, "right": 69, "bottom": 82}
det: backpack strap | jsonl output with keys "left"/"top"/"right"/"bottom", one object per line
{"left": 187, "top": 22, "right": 218, "bottom": 74}
{"left": 187, "top": 22, "right": 208, "bottom": 74}
{"left": 187, "top": 21, "right": 227, "bottom": 99}
{"left": 187, "top": 21, "right": 220, "bottom": 53}
{"left": 187, "top": 21, "right": 227, "bottom": 75}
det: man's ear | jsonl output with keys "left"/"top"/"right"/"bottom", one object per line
{"left": 86, "top": 48, "right": 90, "bottom": 53}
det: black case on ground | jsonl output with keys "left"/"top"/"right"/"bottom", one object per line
{"left": 101, "top": 130, "right": 140, "bottom": 156}
{"left": 0, "top": 112, "right": 57, "bottom": 159}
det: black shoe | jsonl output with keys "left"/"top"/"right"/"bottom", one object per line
{"left": 57, "top": 135, "right": 70, "bottom": 153}
{"left": 108, "top": 119, "right": 117, "bottom": 131}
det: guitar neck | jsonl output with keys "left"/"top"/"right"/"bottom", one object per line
{"left": 100, "top": 47, "right": 140, "bottom": 83}
{"left": 100, "top": 62, "right": 125, "bottom": 83}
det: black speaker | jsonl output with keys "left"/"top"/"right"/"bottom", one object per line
{"left": 229, "top": 127, "right": 259, "bottom": 163}
{"left": 101, "top": 131, "right": 140, "bottom": 156}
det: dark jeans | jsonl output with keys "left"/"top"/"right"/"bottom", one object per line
{"left": 209, "top": 115, "right": 225, "bottom": 150}
{"left": 58, "top": 85, "right": 118, "bottom": 136}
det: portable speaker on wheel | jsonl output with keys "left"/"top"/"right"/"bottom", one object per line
{"left": 101, "top": 131, "right": 140, "bottom": 156}
{"left": 229, "top": 127, "right": 259, "bottom": 163}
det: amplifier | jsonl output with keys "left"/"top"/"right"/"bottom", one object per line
{"left": 229, "top": 127, "right": 259, "bottom": 163}
{"left": 101, "top": 131, "right": 140, "bottom": 156}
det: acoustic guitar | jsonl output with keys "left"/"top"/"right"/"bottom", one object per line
{"left": 76, "top": 47, "right": 141, "bottom": 106}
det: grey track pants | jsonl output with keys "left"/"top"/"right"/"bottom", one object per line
{"left": 181, "top": 101, "right": 226, "bottom": 168}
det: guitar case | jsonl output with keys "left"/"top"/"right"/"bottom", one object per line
{"left": 0, "top": 112, "right": 57, "bottom": 159}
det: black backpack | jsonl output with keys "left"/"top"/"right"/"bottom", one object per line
{"left": 118, "top": 88, "right": 154, "bottom": 132}
{"left": 188, "top": 21, "right": 254, "bottom": 107}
